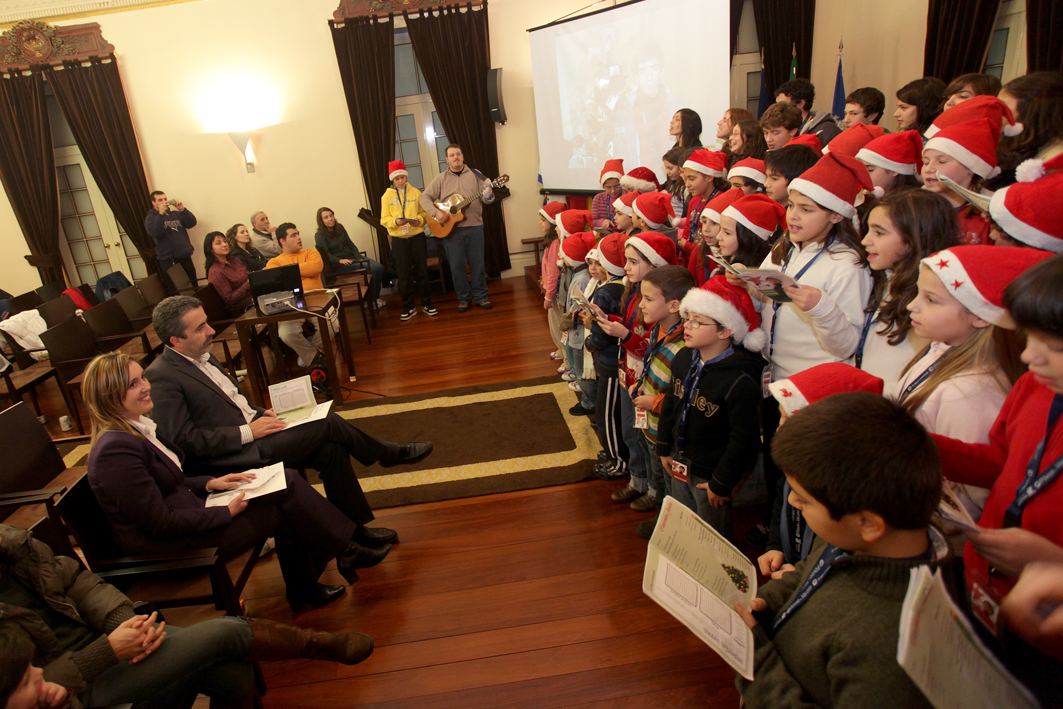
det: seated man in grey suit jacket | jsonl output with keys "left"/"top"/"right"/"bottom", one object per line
{"left": 144, "top": 295, "right": 433, "bottom": 555}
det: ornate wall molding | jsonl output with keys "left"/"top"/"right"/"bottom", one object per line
{"left": 0, "top": 0, "right": 202, "bottom": 28}
{"left": 333, "top": 0, "right": 482, "bottom": 22}
{"left": 0, "top": 19, "right": 113, "bottom": 71}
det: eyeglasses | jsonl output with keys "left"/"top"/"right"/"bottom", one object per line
{"left": 682, "top": 316, "right": 718, "bottom": 330}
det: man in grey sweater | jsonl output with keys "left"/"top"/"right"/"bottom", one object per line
{"left": 419, "top": 144, "right": 495, "bottom": 311}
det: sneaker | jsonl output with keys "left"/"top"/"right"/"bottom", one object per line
{"left": 597, "top": 451, "right": 614, "bottom": 463}
{"left": 567, "top": 381, "right": 581, "bottom": 393}
{"left": 549, "top": 351, "right": 565, "bottom": 360}
{"left": 745, "top": 524, "right": 770, "bottom": 548}
{"left": 561, "top": 372, "right": 576, "bottom": 382}
{"left": 400, "top": 308, "right": 416, "bottom": 321}
{"left": 630, "top": 493, "right": 656, "bottom": 512}
{"left": 422, "top": 304, "right": 438, "bottom": 316}
{"left": 375, "top": 298, "right": 387, "bottom": 309}
{"left": 636, "top": 517, "right": 658, "bottom": 540}
{"left": 457, "top": 302, "right": 470, "bottom": 313}
{"left": 477, "top": 300, "right": 493, "bottom": 309}
{"left": 611, "top": 485, "right": 642, "bottom": 504}
{"left": 557, "top": 364, "right": 571, "bottom": 374}
{"left": 569, "top": 403, "right": 594, "bottom": 416}
{"left": 593, "top": 462, "right": 627, "bottom": 480}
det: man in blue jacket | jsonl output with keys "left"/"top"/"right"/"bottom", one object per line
{"left": 145, "top": 190, "right": 197, "bottom": 292}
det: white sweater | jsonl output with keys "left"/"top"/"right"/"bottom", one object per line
{"left": 754, "top": 240, "right": 872, "bottom": 382}
{"left": 893, "top": 342, "right": 1008, "bottom": 518}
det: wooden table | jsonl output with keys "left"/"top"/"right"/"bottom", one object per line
{"left": 232, "top": 293, "right": 353, "bottom": 408}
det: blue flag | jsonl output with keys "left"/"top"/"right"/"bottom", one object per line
{"left": 831, "top": 45, "right": 846, "bottom": 122}
{"left": 757, "top": 65, "right": 771, "bottom": 118}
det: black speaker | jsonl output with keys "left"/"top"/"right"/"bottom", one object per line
{"left": 487, "top": 67, "right": 507, "bottom": 125}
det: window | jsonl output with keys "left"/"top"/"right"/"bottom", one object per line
{"left": 983, "top": 28, "right": 1009, "bottom": 79}
{"left": 746, "top": 71, "right": 761, "bottom": 116}
{"left": 393, "top": 29, "right": 447, "bottom": 189}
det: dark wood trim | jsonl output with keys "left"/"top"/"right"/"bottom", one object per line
{"left": 0, "top": 21, "right": 113, "bottom": 72}
{"left": 333, "top": 0, "right": 482, "bottom": 22}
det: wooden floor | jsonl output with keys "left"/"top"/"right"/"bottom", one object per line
{"left": 20, "top": 276, "right": 740, "bottom": 708}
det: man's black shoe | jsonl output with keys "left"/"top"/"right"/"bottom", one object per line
{"left": 353, "top": 526, "right": 399, "bottom": 547}
{"left": 636, "top": 517, "right": 657, "bottom": 540}
{"left": 477, "top": 300, "right": 493, "bottom": 309}
{"left": 287, "top": 582, "right": 346, "bottom": 611}
{"left": 379, "top": 442, "right": 433, "bottom": 467}
{"left": 569, "top": 403, "right": 594, "bottom": 416}
{"left": 457, "top": 302, "right": 470, "bottom": 313}
{"left": 336, "top": 542, "right": 392, "bottom": 584}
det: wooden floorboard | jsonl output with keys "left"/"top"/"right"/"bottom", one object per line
{"left": 16, "top": 276, "right": 743, "bottom": 707}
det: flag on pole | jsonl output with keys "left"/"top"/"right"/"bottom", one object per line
{"left": 831, "top": 38, "right": 846, "bottom": 122}
{"left": 789, "top": 43, "right": 797, "bottom": 81}
{"left": 757, "top": 48, "right": 771, "bottom": 117}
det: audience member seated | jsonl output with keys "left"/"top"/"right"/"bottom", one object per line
{"left": 204, "top": 231, "right": 253, "bottom": 317}
{"left": 314, "top": 207, "right": 385, "bottom": 308}
{"left": 0, "top": 525, "right": 375, "bottom": 709}
{"left": 227, "top": 222, "right": 268, "bottom": 272}
{"left": 265, "top": 222, "right": 333, "bottom": 373}
{"left": 250, "top": 210, "right": 281, "bottom": 259}
{"left": 83, "top": 351, "right": 384, "bottom": 608}
{"left": 143, "top": 296, "right": 432, "bottom": 548}
{"left": 775, "top": 78, "right": 843, "bottom": 147}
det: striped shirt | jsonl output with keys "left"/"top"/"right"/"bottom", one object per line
{"left": 640, "top": 325, "right": 686, "bottom": 444}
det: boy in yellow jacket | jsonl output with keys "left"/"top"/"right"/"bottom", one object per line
{"left": 380, "top": 161, "right": 436, "bottom": 321}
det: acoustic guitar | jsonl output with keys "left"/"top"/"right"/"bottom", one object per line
{"left": 424, "top": 174, "right": 510, "bottom": 238}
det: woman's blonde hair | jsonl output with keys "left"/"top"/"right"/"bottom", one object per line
{"left": 82, "top": 352, "right": 142, "bottom": 445}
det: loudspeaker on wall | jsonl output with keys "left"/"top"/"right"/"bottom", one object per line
{"left": 487, "top": 67, "right": 507, "bottom": 125}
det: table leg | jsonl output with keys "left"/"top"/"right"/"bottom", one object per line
{"left": 237, "top": 323, "right": 263, "bottom": 408}
{"left": 336, "top": 299, "right": 355, "bottom": 380}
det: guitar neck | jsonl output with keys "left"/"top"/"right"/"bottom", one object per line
{"left": 456, "top": 185, "right": 489, "bottom": 211}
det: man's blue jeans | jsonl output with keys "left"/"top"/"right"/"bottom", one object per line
{"left": 442, "top": 225, "right": 488, "bottom": 304}
{"left": 331, "top": 259, "right": 384, "bottom": 300}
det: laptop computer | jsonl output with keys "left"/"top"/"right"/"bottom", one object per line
{"left": 249, "top": 264, "right": 304, "bottom": 314}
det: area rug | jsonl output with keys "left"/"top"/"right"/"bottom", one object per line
{"left": 57, "top": 377, "right": 600, "bottom": 509}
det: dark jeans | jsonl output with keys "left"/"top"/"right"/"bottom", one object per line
{"left": 255, "top": 412, "right": 386, "bottom": 525}
{"left": 332, "top": 259, "right": 384, "bottom": 299}
{"left": 442, "top": 225, "right": 487, "bottom": 304}
{"left": 391, "top": 233, "right": 432, "bottom": 310}
{"left": 159, "top": 255, "right": 197, "bottom": 293}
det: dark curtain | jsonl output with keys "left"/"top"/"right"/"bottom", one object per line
{"left": 923, "top": 0, "right": 1001, "bottom": 80}
{"left": 330, "top": 15, "right": 396, "bottom": 269}
{"left": 730, "top": 0, "right": 744, "bottom": 59}
{"left": 1026, "top": 0, "right": 1063, "bottom": 72}
{"left": 46, "top": 57, "right": 159, "bottom": 276}
{"left": 0, "top": 70, "right": 62, "bottom": 284}
{"left": 405, "top": 3, "right": 511, "bottom": 276}
{"left": 751, "top": 0, "right": 815, "bottom": 100}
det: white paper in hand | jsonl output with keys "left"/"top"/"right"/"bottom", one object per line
{"left": 205, "top": 462, "right": 287, "bottom": 507}
{"left": 268, "top": 375, "right": 332, "bottom": 428}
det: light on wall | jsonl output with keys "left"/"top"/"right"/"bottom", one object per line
{"left": 228, "top": 131, "right": 256, "bottom": 173}
{"left": 196, "top": 71, "right": 281, "bottom": 173}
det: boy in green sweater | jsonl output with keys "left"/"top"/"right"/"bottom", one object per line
{"left": 735, "top": 392, "right": 947, "bottom": 709}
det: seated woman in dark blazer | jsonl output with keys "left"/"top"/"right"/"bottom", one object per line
{"left": 226, "top": 222, "right": 268, "bottom": 272}
{"left": 82, "top": 352, "right": 387, "bottom": 610}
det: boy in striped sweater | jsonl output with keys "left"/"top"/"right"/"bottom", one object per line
{"left": 627, "top": 265, "right": 697, "bottom": 537}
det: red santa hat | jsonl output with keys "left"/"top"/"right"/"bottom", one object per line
{"left": 388, "top": 160, "right": 408, "bottom": 181}
{"left": 625, "top": 231, "right": 677, "bottom": 267}
{"left": 683, "top": 148, "right": 726, "bottom": 177}
{"left": 728, "top": 157, "right": 767, "bottom": 185}
{"left": 620, "top": 166, "right": 661, "bottom": 192}
{"left": 920, "top": 245, "right": 1053, "bottom": 329}
{"left": 586, "top": 247, "right": 600, "bottom": 265}
{"left": 768, "top": 363, "right": 884, "bottom": 417}
{"left": 703, "top": 187, "right": 745, "bottom": 224}
{"left": 561, "top": 231, "right": 597, "bottom": 267}
{"left": 786, "top": 133, "right": 822, "bottom": 153}
{"left": 613, "top": 190, "right": 642, "bottom": 216}
{"left": 600, "top": 159, "right": 625, "bottom": 188}
{"left": 722, "top": 194, "right": 787, "bottom": 241}
{"left": 788, "top": 152, "right": 875, "bottom": 219}
{"left": 823, "top": 123, "right": 886, "bottom": 157}
{"left": 924, "top": 94, "right": 1023, "bottom": 140}
{"left": 632, "top": 192, "right": 676, "bottom": 229}
{"left": 680, "top": 275, "right": 766, "bottom": 351}
{"left": 597, "top": 232, "right": 629, "bottom": 277}
{"left": 924, "top": 118, "right": 1003, "bottom": 179}
{"left": 856, "top": 130, "right": 923, "bottom": 177}
{"left": 539, "top": 200, "right": 567, "bottom": 225}
{"left": 557, "top": 210, "right": 592, "bottom": 241}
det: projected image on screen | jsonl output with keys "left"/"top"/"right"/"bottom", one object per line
{"left": 530, "top": 0, "right": 730, "bottom": 192}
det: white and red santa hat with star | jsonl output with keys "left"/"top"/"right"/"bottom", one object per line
{"left": 728, "top": 157, "right": 767, "bottom": 185}
{"left": 620, "top": 166, "right": 661, "bottom": 192}
{"left": 680, "top": 275, "right": 766, "bottom": 351}
{"left": 921, "top": 245, "right": 1053, "bottom": 328}
{"left": 613, "top": 190, "right": 642, "bottom": 216}
{"left": 596, "top": 232, "right": 629, "bottom": 277}
{"left": 625, "top": 231, "right": 677, "bottom": 267}
{"left": 924, "top": 118, "right": 1003, "bottom": 179}
{"left": 722, "top": 194, "right": 787, "bottom": 241}
{"left": 561, "top": 231, "right": 596, "bottom": 267}
{"left": 600, "top": 159, "right": 625, "bottom": 188}
{"left": 684, "top": 148, "right": 727, "bottom": 177}
{"left": 788, "top": 152, "right": 874, "bottom": 219}
{"left": 539, "top": 200, "right": 567, "bottom": 225}
{"left": 557, "top": 210, "right": 592, "bottom": 241}
{"left": 924, "top": 94, "right": 1023, "bottom": 140}
{"left": 633, "top": 191, "right": 677, "bottom": 229}
{"left": 768, "top": 363, "right": 884, "bottom": 417}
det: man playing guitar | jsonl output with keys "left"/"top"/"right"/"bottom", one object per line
{"left": 419, "top": 144, "right": 496, "bottom": 312}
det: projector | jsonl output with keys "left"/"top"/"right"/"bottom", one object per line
{"left": 258, "top": 291, "right": 298, "bottom": 315}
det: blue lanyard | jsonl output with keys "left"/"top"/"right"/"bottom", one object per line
{"left": 853, "top": 310, "right": 877, "bottom": 369}
{"left": 896, "top": 354, "right": 939, "bottom": 404}
{"left": 607, "top": 198, "right": 615, "bottom": 224}
{"left": 1004, "top": 395, "right": 1063, "bottom": 527}
{"left": 768, "top": 237, "right": 835, "bottom": 360}
{"left": 688, "top": 195, "right": 710, "bottom": 242}
{"left": 772, "top": 544, "right": 849, "bottom": 632}
{"left": 399, "top": 186, "right": 407, "bottom": 218}
{"left": 635, "top": 321, "right": 682, "bottom": 392}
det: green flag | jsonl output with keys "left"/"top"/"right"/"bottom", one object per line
{"left": 789, "top": 43, "right": 797, "bottom": 80}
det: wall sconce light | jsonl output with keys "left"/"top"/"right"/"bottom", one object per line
{"left": 228, "top": 131, "right": 256, "bottom": 173}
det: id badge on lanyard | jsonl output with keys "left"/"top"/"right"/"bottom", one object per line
{"left": 671, "top": 456, "right": 690, "bottom": 482}
{"left": 969, "top": 569, "right": 1004, "bottom": 637}
{"left": 634, "top": 407, "right": 649, "bottom": 429}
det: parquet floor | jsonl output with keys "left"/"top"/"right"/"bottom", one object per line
{"left": 19, "top": 276, "right": 741, "bottom": 708}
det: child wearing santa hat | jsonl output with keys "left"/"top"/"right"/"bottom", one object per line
{"left": 681, "top": 149, "right": 728, "bottom": 244}
{"left": 922, "top": 118, "right": 1002, "bottom": 245}
{"left": 897, "top": 246, "right": 1051, "bottom": 526}
{"left": 717, "top": 194, "right": 783, "bottom": 273}
{"left": 689, "top": 188, "right": 744, "bottom": 286}
{"left": 558, "top": 232, "right": 596, "bottom": 411}
{"left": 654, "top": 276, "right": 765, "bottom": 541}
{"left": 632, "top": 192, "right": 680, "bottom": 245}
{"left": 380, "top": 160, "right": 434, "bottom": 321}
{"left": 612, "top": 191, "right": 643, "bottom": 236}
{"left": 727, "top": 157, "right": 767, "bottom": 195}
{"left": 538, "top": 202, "right": 567, "bottom": 362}
{"left": 730, "top": 152, "right": 873, "bottom": 547}
{"left": 759, "top": 363, "right": 886, "bottom": 577}
{"left": 855, "top": 130, "right": 924, "bottom": 198}
{"left": 592, "top": 159, "right": 625, "bottom": 229}
{"left": 662, "top": 146, "right": 692, "bottom": 220}
{"left": 575, "top": 248, "right": 609, "bottom": 417}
